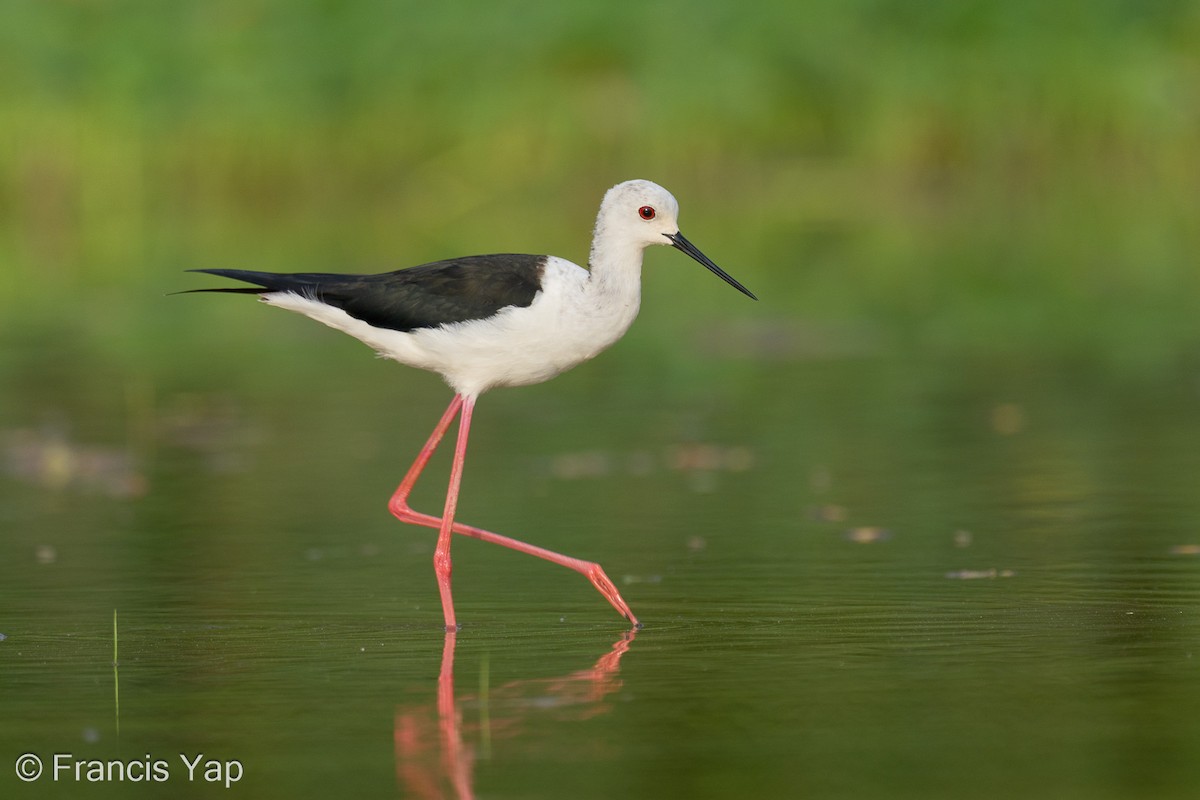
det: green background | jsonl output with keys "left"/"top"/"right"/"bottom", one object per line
{"left": 2, "top": 0, "right": 1197, "bottom": 368}
{"left": 3, "top": 3, "right": 1200, "bottom": 799}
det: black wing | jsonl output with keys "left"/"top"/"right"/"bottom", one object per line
{"left": 187, "top": 254, "right": 547, "bottom": 333}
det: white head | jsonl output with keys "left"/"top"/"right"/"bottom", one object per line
{"left": 597, "top": 180, "right": 683, "bottom": 248}
{"left": 592, "top": 180, "right": 757, "bottom": 300}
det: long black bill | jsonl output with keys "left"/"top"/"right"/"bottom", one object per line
{"left": 666, "top": 232, "right": 758, "bottom": 301}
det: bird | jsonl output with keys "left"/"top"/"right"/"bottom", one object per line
{"left": 185, "top": 179, "right": 757, "bottom": 630}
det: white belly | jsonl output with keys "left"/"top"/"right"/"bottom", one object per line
{"left": 262, "top": 258, "right": 640, "bottom": 398}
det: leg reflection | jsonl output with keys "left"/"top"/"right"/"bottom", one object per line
{"left": 395, "top": 629, "right": 638, "bottom": 799}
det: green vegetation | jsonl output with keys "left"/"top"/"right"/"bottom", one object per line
{"left": 4, "top": 10, "right": 1200, "bottom": 796}
{"left": 1, "top": 1, "right": 1198, "bottom": 369}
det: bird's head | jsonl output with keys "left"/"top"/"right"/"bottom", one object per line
{"left": 597, "top": 180, "right": 757, "bottom": 300}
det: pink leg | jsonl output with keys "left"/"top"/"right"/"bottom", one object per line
{"left": 388, "top": 394, "right": 464, "bottom": 514}
{"left": 389, "top": 395, "right": 640, "bottom": 628}
{"left": 431, "top": 396, "right": 474, "bottom": 631}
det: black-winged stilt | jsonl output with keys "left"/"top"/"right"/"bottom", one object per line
{"left": 186, "top": 179, "right": 756, "bottom": 630}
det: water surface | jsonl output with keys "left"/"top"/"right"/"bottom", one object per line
{"left": 3, "top": 328, "right": 1199, "bottom": 798}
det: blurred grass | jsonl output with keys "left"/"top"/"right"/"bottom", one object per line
{"left": 1, "top": 0, "right": 1198, "bottom": 370}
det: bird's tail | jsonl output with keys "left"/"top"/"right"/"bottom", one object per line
{"left": 176, "top": 269, "right": 320, "bottom": 296}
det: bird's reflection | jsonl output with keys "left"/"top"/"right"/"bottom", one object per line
{"left": 394, "top": 629, "right": 637, "bottom": 799}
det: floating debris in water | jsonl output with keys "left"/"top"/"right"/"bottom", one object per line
{"left": 549, "top": 450, "right": 612, "bottom": 479}
{"left": 844, "top": 527, "right": 892, "bottom": 543}
{"left": 945, "top": 568, "right": 1017, "bottom": 580}
{"left": 3, "top": 427, "right": 146, "bottom": 498}
{"left": 953, "top": 529, "right": 973, "bottom": 548}
{"left": 809, "top": 465, "right": 833, "bottom": 493}
{"left": 810, "top": 504, "right": 848, "bottom": 523}
{"left": 668, "top": 443, "right": 755, "bottom": 473}
{"left": 621, "top": 574, "right": 663, "bottom": 585}
{"left": 547, "top": 443, "right": 755, "bottom": 481}
{"left": 1168, "top": 544, "right": 1200, "bottom": 556}
{"left": 991, "top": 403, "right": 1026, "bottom": 436}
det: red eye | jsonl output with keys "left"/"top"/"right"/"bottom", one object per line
{"left": 638, "top": 206, "right": 656, "bottom": 220}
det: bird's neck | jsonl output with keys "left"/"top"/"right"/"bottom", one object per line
{"left": 587, "top": 240, "right": 644, "bottom": 306}
{"left": 586, "top": 214, "right": 645, "bottom": 306}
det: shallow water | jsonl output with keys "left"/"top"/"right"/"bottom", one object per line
{"left": 3, "top": 322, "right": 1200, "bottom": 798}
